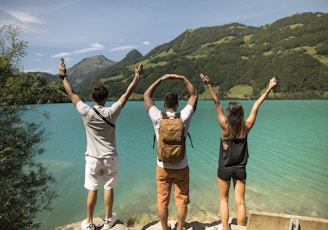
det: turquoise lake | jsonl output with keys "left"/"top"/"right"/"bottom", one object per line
{"left": 31, "top": 100, "right": 328, "bottom": 229}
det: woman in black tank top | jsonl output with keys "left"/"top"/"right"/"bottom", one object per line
{"left": 199, "top": 73, "right": 278, "bottom": 230}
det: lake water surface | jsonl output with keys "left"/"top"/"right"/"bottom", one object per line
{"left": 32, "top": 100, "right": 328, "bottom": 229}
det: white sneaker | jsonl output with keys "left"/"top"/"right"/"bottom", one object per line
{"left": 103, "top": 213, "right": 118, "bottom": 229}
{"left": 214, "top": 224, "right": 223, "bottom": 230}
{"left": 212, "top": 223, "right": 231, "bottom": 230}
{"left": 81, "top": 219, "right": 95, "bottom": 230}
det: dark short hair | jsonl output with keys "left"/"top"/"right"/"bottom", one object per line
{"left": 164, "top": 92, "right": 178, "bottom": 108}
{"left": 91, "top": 85, "right": 108, "bottom": 103}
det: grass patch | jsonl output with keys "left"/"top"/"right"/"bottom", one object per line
{"left": 292, "top": 46, "right": 328, "bottom": 65}
{"left": 100, "top": 75, "right": 124, "bottom": 83}
{"left": 227, "top": 85, "right": 253, "bottom": 99}
{"left": 243, "top": 34, "right": 253, "bottom": 42}
{"left": 198, "top": 86, "right": 219, "bottom": 100}
{"left": 287, "top": 23, "right": 304, "bottom": 29}
{"left": 263, "top": 51, "right": 273, "bottom": 56}
{"left": 128, "top": 93, "right": 143, "bottom": 100}
{"left": 156, "top": 48, "right": 175, "bottom": 57}
{"left": 186, "top": 54, "right": 208, "bottom": 59}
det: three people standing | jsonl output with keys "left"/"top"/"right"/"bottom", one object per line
{"left": 59, "top": 61, "right": 277, "bottom": 230}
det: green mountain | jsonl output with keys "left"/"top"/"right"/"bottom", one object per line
{"left": 67, "top": 55, "right": 116, "bottom": 87}
{"left": 74, "top": 12, "right": 328, "bottom": 100}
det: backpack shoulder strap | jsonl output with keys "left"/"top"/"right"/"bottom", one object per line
{"left": 153, "top": 112, "right": 188, "bottom": 149}
{"left": 161, "top": 112, "right": 167, "bottom": 119}
{"left": 187, "top": 132, "right": 194, "bottom": 148}
{"left": 175, "top": 112, "right": 193, "bottom": 148}
{"left": 92, "top": 108, "right": 115, "bottom": 129}
{"left": 161, "top": 112, "right": 180, "bottom": 119}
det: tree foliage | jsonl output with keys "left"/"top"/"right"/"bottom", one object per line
{"left": 0, "top": 25, "right": 57, "bottom": 229}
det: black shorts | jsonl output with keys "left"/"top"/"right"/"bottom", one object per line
{"left": 217, "top": 167, "right": 246, "bottom": 181}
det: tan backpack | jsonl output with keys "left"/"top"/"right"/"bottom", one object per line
{"left": 157, "top": 113, "right": 186, "bottom": 164}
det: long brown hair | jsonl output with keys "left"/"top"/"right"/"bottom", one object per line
{"left": 226, "top": 102, "right": 248, "bottom": 139}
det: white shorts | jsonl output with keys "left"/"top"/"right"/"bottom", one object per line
{"left": 84, "top": 155, "right": 119, "bottom": 190}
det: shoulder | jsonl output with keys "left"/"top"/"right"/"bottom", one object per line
{"left": 180, "top": 104, "right": 194, "bottom": 117}
{"left": 149, "top": 105, "right": 160, "bottom": 115}
{"left": 76, "top": 101, "right": 91, "bottom": 116}
{"left": 148, "top": 106, "right": 162, "bottom": 122}
{"left": 106, "top": 100, "right": 122, "bottom": 111}
{"left": 76, "top": 101, "right": 89, "bottom": 110}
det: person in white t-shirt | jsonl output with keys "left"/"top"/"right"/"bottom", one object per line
{"left": 59, "top": 63, "right": 143, "bottom": 230}
{"left": 144, "top": 74, "right": 198, "bottom": 230}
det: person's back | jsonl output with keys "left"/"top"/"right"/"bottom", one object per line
{"left": 199, "top": 73, "right": 278, "bottom": 230}
{"left": 77, "top": 102, "right": 120, "bottom": 158}
{"left": 219, "top": 136, "right": 248, "bottom": 168}
{"left": 144, "top": 74, "right": 197, "bottom": 230}
{"left": 60, "top": 63, "right": 143, "bottom": 230}
{"left": 149, "top": 102, "right": 194, "bottom": 169}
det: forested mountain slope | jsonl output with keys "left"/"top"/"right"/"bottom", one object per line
{"left": 74, "top": 12, "right": 328, "bottom": 100}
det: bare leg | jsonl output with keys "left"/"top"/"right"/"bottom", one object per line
{"left": 218, "top": 178, "right": 230, "bottom": 230}
{"left": 104, "top": 188, "right": 114, "bottom": 219}
{"left": 86, "top": 190, "right": 98, "bottom": 223}
{"left": 233, "top": 179, "right": 246, "bottom": 226}
{"left": 158, "top": 206, "right": 170, "bottom": 230}
{"left": 177, "top": 206, "right": 187, "bottom": 230}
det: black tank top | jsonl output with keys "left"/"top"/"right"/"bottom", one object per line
{"left": 219, "top": 137, "right": 249, "bottom": 168}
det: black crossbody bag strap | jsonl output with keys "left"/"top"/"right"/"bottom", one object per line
{"left": 92, "top": 108, "right": 115, "bottom": 129}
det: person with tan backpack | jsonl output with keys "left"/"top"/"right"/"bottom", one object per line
{"left": 144, "top": 74, "right": 198, "bottom": 230}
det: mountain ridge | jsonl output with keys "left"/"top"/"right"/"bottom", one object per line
{"left": 41, "top": 12, "right": 328, "bottom": 100}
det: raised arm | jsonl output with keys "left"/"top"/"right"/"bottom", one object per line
{"left": 175, "top": 75, "right": 198, "bottom": 111}
{"left": 245, "top": 78, "right": 278, "bottom": 130}
{"left": 59, "top": 63, "right": 81, "bottom": 107}
{"left": 199, "top": 73, "right": 227, "bottom": 131}
{"left": 118, "top": 63, "right": 143, "bottom": 107}
{"left": 143, "top": 74, "right": 169, "bottom": 112}
{"left": 144, "top": 74, "right": 198, "bottom": 112}
{"left": 174, "top": 74, "right": 198, "bottom": 111}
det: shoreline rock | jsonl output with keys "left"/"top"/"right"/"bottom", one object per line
{"left": 53, "top": 217, "right": 221, "bottom": 230}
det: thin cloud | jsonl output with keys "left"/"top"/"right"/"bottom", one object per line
{"left": 110, "top": 45, "right": 137, "bottom": 52}
{"left": 73, "top": 42, "right": 104, "bottom": 54}
{"left": 52, "top": 52, "right": 70, "bottom": 58}
{"left": 8, "top": 11, "right": 45, "bottom": 24}
{"left": 22, "top": 66, "right": 53, "bottom": 73}
{"left": 143, "top": 41, "right": 150, "bottom": 46}
{"left": 52, "top": 42, "right": 104, "bottom": 58}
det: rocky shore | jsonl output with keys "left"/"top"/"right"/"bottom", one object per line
{"left": 53, "top": 217, "right": 226, "bottom": 230}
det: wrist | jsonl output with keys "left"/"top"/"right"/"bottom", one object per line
{"left": 59, "top": 74, "right": 67, "bottom": 80}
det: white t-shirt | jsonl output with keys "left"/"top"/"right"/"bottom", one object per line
{"left": 76, "top": 100, "right": 122, "bottom": 158}
{"left": 148, "top": 104, "right": 195, "bottom": 169}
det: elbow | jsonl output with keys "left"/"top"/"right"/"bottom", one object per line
{"left": 67, "top": 91, "right": 74, "bottom": 98}
{"left": 191, "top": 89, "right": 198, "bottom": 97}
{"left": 143, "top": 91, "right": 152, "bottom": 100}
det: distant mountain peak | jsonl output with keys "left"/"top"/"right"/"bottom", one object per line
{"left": 118, "top": 49, "right": 143, "bottom": 66}
{"left": 67, "top": 55, "right": 116, "bottom": 86}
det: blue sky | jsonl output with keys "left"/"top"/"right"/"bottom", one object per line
{"left": 0, "top": 0, "right": 327, "bottom": 74}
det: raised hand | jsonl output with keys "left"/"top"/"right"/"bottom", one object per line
{"left": 135, "top": 63, "right": 143, "bottom": 77}
{"left": 199, "top": 72, "right": 210, "bottom": 85}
